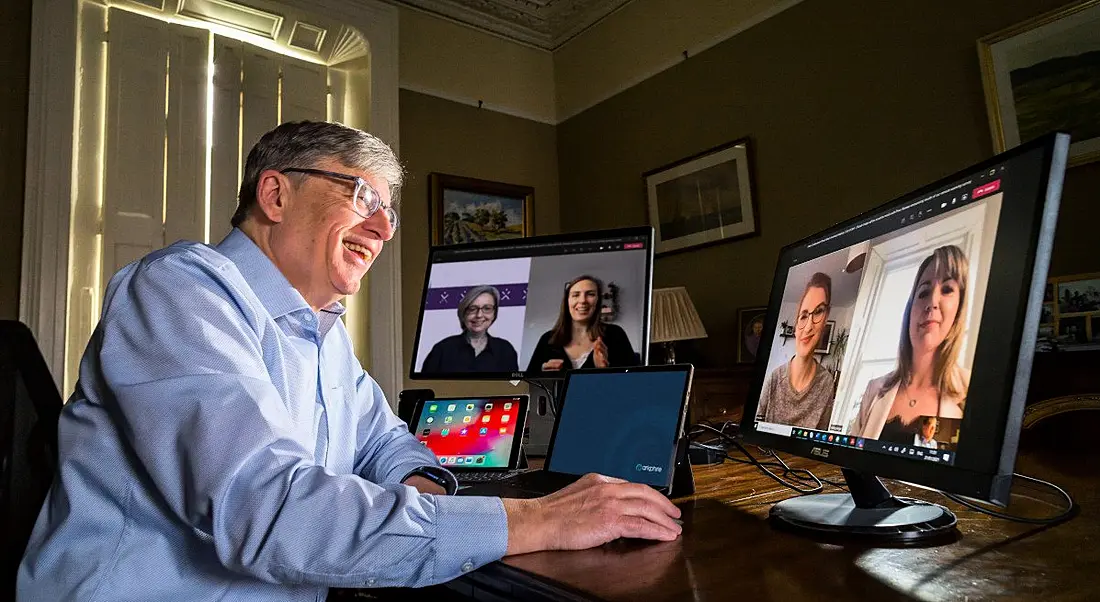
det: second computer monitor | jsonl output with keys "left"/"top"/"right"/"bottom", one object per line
{"left": 410, "top": 227, "right": 654, "bottom": 380}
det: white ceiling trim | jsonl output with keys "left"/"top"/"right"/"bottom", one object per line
{"left": 387, "top": 0, "right": 634, "bottom": 50}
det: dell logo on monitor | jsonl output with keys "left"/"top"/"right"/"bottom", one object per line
{"left": 810, "top": 447, "right": 830, "bottom": 459}
{"left": 635, "top": 463, "right": 663, "bottom": 473}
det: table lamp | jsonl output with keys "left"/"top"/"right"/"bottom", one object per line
{"left": 650, "top": 287, "right": 708, "bottom": 364}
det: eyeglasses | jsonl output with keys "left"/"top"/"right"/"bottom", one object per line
{"left": 796, "top": 304, "right": 828, "bottom": 327}
{"left": 282, "top": 167, "right": 399, "bottom": 230}
{"left": 464, "top": 304, "right": 497, "bottom": 317}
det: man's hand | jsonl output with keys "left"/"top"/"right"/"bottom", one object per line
{"left": 541, "top": 359, "right": 565, "bottom": 371}
{"left": 593, "top": 337, "right": 609, "bottom": 368}
{"left": 500, "top": 473, "right": 681, "bottom": 556}
{"left": 403, "top": 474, "right": 447, "bottom": 495}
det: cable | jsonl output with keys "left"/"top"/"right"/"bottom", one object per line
{"left": 686, "top": 421, "right": 831, "bottom": 494}
{"left": 941, "top": 473, "right": 1076, "bottom": 525}
{"left": 523, "top": 379, "right": 558, "bottom": 417}
{"left": 686, "top": 425, "right": 1074, "bottom": 525}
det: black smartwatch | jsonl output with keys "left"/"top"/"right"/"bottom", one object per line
{"left": 404, "top": 466, "right": 457, "bottom": 495}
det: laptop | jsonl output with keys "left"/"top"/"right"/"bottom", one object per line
{"left": 409, "top": 395, "right": 531, "bottom": 484}
{"left": 459, "top": 364, "right": 694, "bottom": 498}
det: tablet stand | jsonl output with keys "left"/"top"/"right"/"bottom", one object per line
{"left": 670, "top": 435, "right": 695, "bottom": 497}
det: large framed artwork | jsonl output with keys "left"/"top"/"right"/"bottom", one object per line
{"left": 429, "top": 173, "right": 534, "bottom": 246}
{"left": 644, "top": 138, "right": 759, "bottom": 255}
{"left": 978, "top": 0, "right": 1100, "bottom": 166}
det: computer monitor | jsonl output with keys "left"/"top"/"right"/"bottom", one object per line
{"left": 410, "top": 227, "right": 654, "bottom": 380}
{"left": 741, "top": 133, "right": 1069, "bottom": 541}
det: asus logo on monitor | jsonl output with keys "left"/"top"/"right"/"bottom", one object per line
{"left": 635, "top": 463, "right": 663, "bottom": 473}
{"left": 810, "top": 447, "right": 830, "bottom": 459}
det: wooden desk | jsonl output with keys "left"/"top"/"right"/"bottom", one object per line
{"left": 442, "top": 417, "right": 1098, "bottom": 601}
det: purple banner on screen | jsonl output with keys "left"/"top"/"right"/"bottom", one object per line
{"left": 425, "top": 284, "right": 528, "bottom": 310}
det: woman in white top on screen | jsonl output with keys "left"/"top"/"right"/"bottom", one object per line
{"left": 849, "top": 245, "right": 971, "bottom": 441}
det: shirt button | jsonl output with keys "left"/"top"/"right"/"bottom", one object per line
{"left": 461, "top": 561, "right": 474, "bottom": 572}
{"left": 366, "top": 578, "right": 376, "bottom": 586}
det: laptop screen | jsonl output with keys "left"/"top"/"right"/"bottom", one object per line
{"left": 547, "top": 368, "right": 691, "bottom": 487}
{"left": 413, "top": 396, "right": 525, "bottom": 469}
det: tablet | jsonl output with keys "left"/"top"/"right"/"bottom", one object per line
{"left": 410, "top": 395, "right": 529, "bottom": 472}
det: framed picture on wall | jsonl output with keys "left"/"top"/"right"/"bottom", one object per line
{"left": 1047, "top": 271, "right": 1100, "bottom": 345}
{"left": 978, "top": 0, "right": 1100, "bottom": 166}
{"left": 736, "top": 306, "right": 768, "bottom": 363}
{"left": 643, "top": 138, "right": 759, "bottom": 255}
{"left": 429, "top": 173, "right": 534, "bottom": 246}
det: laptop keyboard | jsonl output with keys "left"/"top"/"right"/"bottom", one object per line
{"left": 457, "top": 470, "right": 526, "bottom": 483}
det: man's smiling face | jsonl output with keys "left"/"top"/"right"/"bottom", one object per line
{"left": 266, "top": 158, "right": 395, "bottom": 310}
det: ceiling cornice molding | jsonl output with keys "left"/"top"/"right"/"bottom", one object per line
{"left": 388, "top": 0, "right": 634, "bottom": 50}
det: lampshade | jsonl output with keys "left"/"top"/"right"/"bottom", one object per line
{"left": 650, "top": 287, "right": 708, "bottom": 344}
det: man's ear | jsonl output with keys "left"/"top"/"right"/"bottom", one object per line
{"left": 255, "top": 169, "right": 290, "bottom": 223}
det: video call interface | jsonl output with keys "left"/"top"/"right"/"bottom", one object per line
{"left": 755, "top": 161, "right": 1016, "bottom": 467}
{"left": 413, "top": 397, "right": 524, "bottom": 469}
{"left": 412, "top": 232, "right": 651, "bottom": 377}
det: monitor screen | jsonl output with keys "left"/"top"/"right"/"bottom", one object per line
{"left": 742, "top": 133, "right": 1068, "bottom": 504}
{"left": 410, "top": 227, "right": 654, "bottom": 380}
{"left": 546, "top": 367, "right": 692, "bottom": 488}
{"left": 412, "top": 396, "right": 527, "bottom": 469}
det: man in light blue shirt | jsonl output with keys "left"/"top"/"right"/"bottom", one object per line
{"left": 18, "top": 121, "right": 681, "bottom": 601}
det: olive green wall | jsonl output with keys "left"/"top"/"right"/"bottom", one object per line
{"left": 399, "top": 89, "right": 560, "bottom": 394}
{"left": 557, "top": 0, "right": 1098, "bottom": 367}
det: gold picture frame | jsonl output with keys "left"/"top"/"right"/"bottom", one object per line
{"left": 978, "top": 0, "right": 1100, "bottom": 166}
{"left": 428, "top": 173, "right": 534, "bottom": 246}
{"left": 1048, "top": 271, "right": 1100, "bottom": 344}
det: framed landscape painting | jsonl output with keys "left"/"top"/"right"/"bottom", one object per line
{"left": 978, "top": 0, "right": 1100, "bottom": 166}
{"left": 644, "top": 138, "right": 759, "bottom": 255}
{"left": 429, "top": 173, "right": 534, "bottom": 246}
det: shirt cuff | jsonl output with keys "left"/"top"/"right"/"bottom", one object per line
{"left": 432, "top": 495, "right": 509, "bottom": 581}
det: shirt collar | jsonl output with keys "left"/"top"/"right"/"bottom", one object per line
{"left": 216, "top": 228, "right": 346, "bottom": 320}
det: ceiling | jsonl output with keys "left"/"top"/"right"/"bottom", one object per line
{"left": 390, "top": 0, "right": 636, "bottom": 50}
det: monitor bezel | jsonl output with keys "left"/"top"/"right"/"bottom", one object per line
{"left": 740, "top": 133, "right": 1069, "bottom": 505}
{"left": 409, "top": 226, "right": 655, "bottom": 381}
{"left": 544, "top": 364, "right": 695, "bottom": 493}
{"left": 409, "top": 394, "right": 531, "bottom": 472}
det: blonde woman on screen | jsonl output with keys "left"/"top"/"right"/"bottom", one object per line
{"left": 757, "top": 272, "right": 836, "bottom": 430}
{"left": 850, "top": 245, "right": 971, "bottom": 441}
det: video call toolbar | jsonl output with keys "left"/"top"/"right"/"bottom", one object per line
{"left": 433, "top": 235, "right": 649, "bottom": 263}
{"left": 787, "top": 427, "right": 956, "bottom": 465}
{"left": 791, "top": 164, "right": 1009, "bottom": 266}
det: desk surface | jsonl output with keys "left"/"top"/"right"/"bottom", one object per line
{"left": 452, "top": 424, "right": 1098, "bottom": 601}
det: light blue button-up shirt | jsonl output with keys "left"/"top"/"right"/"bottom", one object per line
{"left": 18, "top": 229, "right": 509, "bottom": 601}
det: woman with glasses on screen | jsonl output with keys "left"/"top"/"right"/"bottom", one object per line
{"left": 757, "top": 272, "right": 837, "bottom": 430}
{"left": 421, "top": 285, "right": 519, "bottom": 373}
{"left": 526, "top": 275, "right": 636, "bottom": 372}
{"left": 850, "top": 245, "right": 971, "bottom": 441}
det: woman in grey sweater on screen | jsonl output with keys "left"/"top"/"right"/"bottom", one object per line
{"left": 756, "top": 272, "right": 836, "bottom": 431}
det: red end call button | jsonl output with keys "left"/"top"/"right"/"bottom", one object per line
{"left": 623, "top": 242, "right": 644, "bottom": 250}
{"left": 973, "top": 179, "right": 1001, "bottom": 199}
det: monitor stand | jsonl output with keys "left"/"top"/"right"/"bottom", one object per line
{"left": 769, "top": 467, "right": 957, "bottom": 543}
